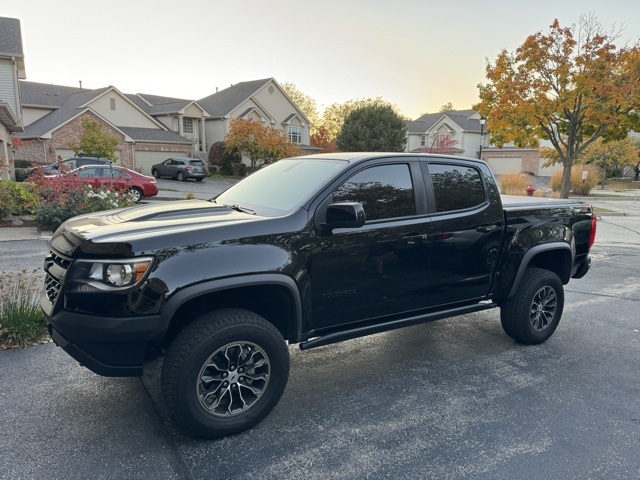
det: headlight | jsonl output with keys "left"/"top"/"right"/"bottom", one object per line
{"left": 69, "top": 257, "right": 154, "bottom": 291}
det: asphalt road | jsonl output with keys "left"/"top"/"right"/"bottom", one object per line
{"left": 0, "top": 198, "right": 639, "bottom": 479}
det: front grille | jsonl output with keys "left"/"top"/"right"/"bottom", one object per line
{"left": 44, "top": 274, "right": 62, "bottom": 303}
{"left": 45, "top": 251, "right": 72, "bottom": 270}
{"left": 43, "top": 250, "right": 72, "bottom": 306}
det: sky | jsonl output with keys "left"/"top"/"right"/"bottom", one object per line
{"left": 4, "top": 0, "right": 640, "bottom": 120}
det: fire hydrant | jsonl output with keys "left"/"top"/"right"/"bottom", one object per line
{"left": 526, "top": 184, "right": 536, "bottom": 196}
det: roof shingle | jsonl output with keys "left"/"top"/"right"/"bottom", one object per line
{"left": 198, "top": 78, "right": 272, "bottom": 117}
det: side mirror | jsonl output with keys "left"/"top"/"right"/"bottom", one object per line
{"left": 324, "top": 202, "right": 366, "bottom": 229}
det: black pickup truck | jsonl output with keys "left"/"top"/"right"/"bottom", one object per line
{"left": 41, "top": 153, "right": 596, "bottom": 438}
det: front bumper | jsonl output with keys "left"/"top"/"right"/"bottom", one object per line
{"left": 44, "top": 301, "right": 162, "bottom": 377}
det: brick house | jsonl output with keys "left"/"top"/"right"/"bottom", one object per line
{"left": 15, "top": 82, "right": 192, "bottom": 173}
{"left": 405, "top": 109, "right": 562, "bottom": 177}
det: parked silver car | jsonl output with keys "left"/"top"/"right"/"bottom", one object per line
{"left": 151, "top": 157, "right": 207, "bottom": 182}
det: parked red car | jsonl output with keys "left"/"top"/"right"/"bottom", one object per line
{"left": 46, "top": 165, "right": 158, "bottom": 203}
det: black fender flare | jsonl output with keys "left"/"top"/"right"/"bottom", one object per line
{"left": 157, "top": 274, "right": 304, "bottom": 341}
{"left": 507, "top": 242, "right": 573, "bottom": 298}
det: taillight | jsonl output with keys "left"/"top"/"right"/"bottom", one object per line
{"left": 588, "top": 215, "right": 597, "bottom": 248}
{"left": 185, "top": 166, "right": 192, "bottom": 170}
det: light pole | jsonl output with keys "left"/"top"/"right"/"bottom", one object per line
{"left": 478, "top": 117, "right": 486, "bottom": 160}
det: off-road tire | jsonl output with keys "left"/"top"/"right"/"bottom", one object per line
{"left": 500, "top": 267, "right": 564, "bottom": 344}
{"left": 161, "top": 308, "right": 290, "bottom": 438}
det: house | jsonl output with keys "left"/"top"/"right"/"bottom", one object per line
{"left": 0, "top": 17, "right": 25, "bottom": 180}
{"left": 406, "top": 109, "right": 483, "bottom": 157}
{"left": 126, "top": 93, "right": 210, "bottom": 162}
{"left": 406, "top": 109, "right": 562, "bottom": 177}
{"left": 15, "top": 77, "right": 317, "bottom": 173}
{"left": 15, "top": 82, "right": 193, "bottom": 174}
{"left": 197, "top": 78, "right": 317, "bottom": 155}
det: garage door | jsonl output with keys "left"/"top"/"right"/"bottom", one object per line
{"left": 486, "top": 157, "right": 523, "bottom": 175}
{"left": 537, "top": 158, "right": 563, "bottom": 177}
{"left": 134, "top": 151, "right": 182, "bottom": 176}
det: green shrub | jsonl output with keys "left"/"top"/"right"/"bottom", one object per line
{"left": 0, "top": 180, "right": 40, "bottom": 214}
{"left": 13, "top": 159, "right": 34, "bottom": 169}
{"left": 0, "top": 270, "right": 47, "bottom": 349}
{"left": 550, "top": 165, "right": 601, "bottom": 195}
{"left": 230, "top": 162, "right": 247, "bottom": 177}
{"left": 0, "top": 180, "right": 18, "bottom": 220}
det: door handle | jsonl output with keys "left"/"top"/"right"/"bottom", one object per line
{"left": 477, "top": 224, "right": 498, "bottom": 233}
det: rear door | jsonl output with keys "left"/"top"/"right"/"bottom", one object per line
{"left": 171, "top": 159, "right": 185, "bottom": 177}
{"left": 76, "top": 166, "right": 103, "bottom": 189}
{"left": 420, "top": 161, "right": 504, "bottom": 305}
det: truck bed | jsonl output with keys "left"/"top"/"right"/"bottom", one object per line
{"left": 500, "top": 194, "right": 588, "bottom": 210}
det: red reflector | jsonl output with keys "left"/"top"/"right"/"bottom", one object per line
{"left": 588, "top": 215, "right": 597, "bottom": 247}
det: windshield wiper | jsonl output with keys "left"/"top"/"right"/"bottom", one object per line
{"left": 224, "top": 204, "right": 256, "bottom": 215}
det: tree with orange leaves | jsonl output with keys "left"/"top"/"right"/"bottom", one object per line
{"left": 474, "top": 14, "right": 640, "bottom": 198}
{"left": 310, "top": 125, "right": 338, "bottom": 153}
{"left": 224, "top": 119, "right": 301, "bottom": 172}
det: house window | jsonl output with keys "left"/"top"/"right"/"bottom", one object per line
{"left": 420, "top": 135, "right": 426, "bottom": 146}
{"left": 109, "top": 98, "right": 116, "bottom": 110}
{"left": 183, "top": 118, "right": 194, "bottom": 134}
{"left": 434, "top": 133, "right": 450, "bottom": 149}
{"left": 288, "top": 126, "right": 302, "bottom": 144}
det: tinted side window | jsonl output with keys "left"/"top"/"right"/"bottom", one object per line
{"left": 333, "top": 164, "right": 415, "bottom": 221}
{"left": 429, "top": 164, "right": 485, "bottom": 213}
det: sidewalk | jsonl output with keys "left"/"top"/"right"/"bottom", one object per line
{"left": 0, "top": 226, "right": 52, "bottom": 242}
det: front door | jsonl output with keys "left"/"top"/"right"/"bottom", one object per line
{"left": 310, "top": 162, "right": 433, "bottom": 329}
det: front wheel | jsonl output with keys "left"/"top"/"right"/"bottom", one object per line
{"left": 152, "top": 169, "right": 159, "bottom": 178}
{"left": 500, "top": 267, "right": 564, "bottom": 344}
{"left": 161, "top": 309, "right": 290, "bottom": 438}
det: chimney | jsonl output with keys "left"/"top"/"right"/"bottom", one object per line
{"left": 79, "top": 80, "right": 83, "bottom": 90}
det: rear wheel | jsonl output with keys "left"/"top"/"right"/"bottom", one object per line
{"left": 196, "top": 177, "right": 204, "bottom": 182}
{"left": 128, "top": 187, "right": 143, "bottom": 203}
{"left": 500, "top": 267, "right": 564, "bottom": 344}
{"left": 161, "top": 308, "right": 290, "bottom": 438}
{"left": 177, "top": 171, "right": 185, "bottom": 182}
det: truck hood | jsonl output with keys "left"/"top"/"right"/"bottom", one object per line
{"left": 55, "top": 200, "right": 264, "bottom": 245}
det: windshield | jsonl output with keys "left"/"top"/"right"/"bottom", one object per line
{"left": 213, "top": 158, "right": 348, "bottom": 216}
